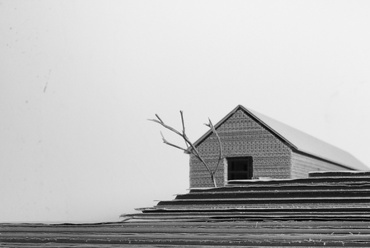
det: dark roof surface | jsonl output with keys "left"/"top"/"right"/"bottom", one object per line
{"left": 193, "top": 105, "right": 368, "bottom": 171}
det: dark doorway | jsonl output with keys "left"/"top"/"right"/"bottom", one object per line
{"left": 227, "top": 157, "right": 253, "bottom": 180}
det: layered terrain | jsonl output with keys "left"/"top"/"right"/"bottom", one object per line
{"left": 2, "top": 171, "right": 370, "bottom": 247}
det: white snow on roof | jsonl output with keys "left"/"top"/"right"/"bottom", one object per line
{"left": 193, "top": 105, "right": 368, "bottom": 171}
{"left": 243, "top": 106, "right": 368, "bottom": 171}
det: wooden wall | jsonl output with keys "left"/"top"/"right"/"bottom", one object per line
{"left": 190, "top": 109, "right": 291, "bottom": 188}
{"left": 291, "top": 152, "right": 349, "bottom": 178}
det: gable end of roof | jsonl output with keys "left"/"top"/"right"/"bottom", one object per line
{"left": 191, "top": 105, "right": 367, "bottom": 171}
{"left": 192, "top": 105, "right": 296, "bottom": 150}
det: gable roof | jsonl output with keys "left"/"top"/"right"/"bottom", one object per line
{"left": 193, "top": 105, "right": 368, "bottom": 171}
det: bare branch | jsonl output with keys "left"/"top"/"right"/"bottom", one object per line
{"left": 159, "top": 131, "right": 188, "bottom": 152}
{"left": 185, "top": 137, "right": 215, "bottom": 183}
{"left": 149, "top": 116, "right": 183, "bottom": 137}
{"left": 150, "top": 115, "right": 193, "bottom": 154}
{"left": 148, "top": 118, "right": 161, "bottom": 124}
{"left": 180, "top": 111, "right": 185, "bottom": 133}
{"left": 150, "top": 112, "right": 219, "bottom": 187}
{"left": 180, "top": 111, "right": 189, "bottom": 148}
{"left": 161, "top": 138, "right": 189, "bottom": 153}
{"left": 155, "top": 114, "right": 163, "bottom": 123}
{"left": 207, "top": 118, "right": 224, "bottom": 175}
{"left": 159, "top": 131, "right": 166, "bottom": 142}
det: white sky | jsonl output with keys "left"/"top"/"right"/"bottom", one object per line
{"left": 1, "top": 0, "right": 370, "bottom": 223}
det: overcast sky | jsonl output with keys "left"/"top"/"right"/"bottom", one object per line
{"left": 1, "top": 0, "right": 370, "bottom": 223}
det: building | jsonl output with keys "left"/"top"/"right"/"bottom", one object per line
{"left": 190, "top": 105, "right": 368, "bottom": 188}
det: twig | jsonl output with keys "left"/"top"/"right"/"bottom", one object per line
{"left": 160, "top": 131, "right": 189, "bottom": 153}
{"left": 149, "top": 112, "right": 220, "bottom": 187}
{"left": 180, "top": 111, "right": 189, "bottom": 149}
{"left": 206, "top": 118, "right": 224, "bottom": 176}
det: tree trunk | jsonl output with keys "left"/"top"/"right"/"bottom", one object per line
{"left": 211, "top": 174, "right": 217, "bottom": 187}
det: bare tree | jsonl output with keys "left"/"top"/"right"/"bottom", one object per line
{"left": 149, "top": 111, "right": 224, "bottom": 187}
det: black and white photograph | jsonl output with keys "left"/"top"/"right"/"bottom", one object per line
{"left": 1, "top": 0, "right": 370, "bottom": 246}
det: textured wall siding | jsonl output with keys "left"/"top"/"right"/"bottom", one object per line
{"left": 190, "top": 109, "right": 292, "bottom": 188}
{"left": 291, "top": 152, "right": 347, "bottom": 178}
